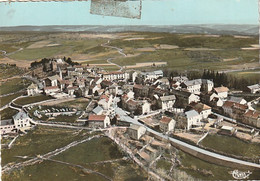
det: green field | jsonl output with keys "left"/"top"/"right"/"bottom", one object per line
{"left": 2, "top": 128, "right": 147, "bottom": 181}
{"left": 1, "top": 126, "right": 92, "bottom": 166}
{"left": 49, "top": 115, "right": 79, "bottom": 123}
{"left": 57, "top": 98, "right": 89, "bottom": 111}
{"left": 0, "top": 92, "right": 23, "bottom": 107}
{"left": 0, "top": 107, "right": 18, "bottom": 120}
{"left": 8, "top": 39, "right": 107, "bottom": 60}
{"left": 200, "top": 134, "right": 260, "bottom": 159}
{"left": 0, "top": 65, "right": 26, "bottom": 80}
{"left": 178, "top": 150, "right": 260, "bottom": 180}
{"left": 0, "top": 78, "right": 31, "bottom": 95}
{"left": 228, "top": 69, "right": 260, "bottom": 83}
{"left": 14, "top": 95, "right": 53, "bottom": 106}
{"left": 1, "top": 32, "right": 258, "bottom": 73}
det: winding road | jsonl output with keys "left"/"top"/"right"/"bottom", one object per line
{"left": 101, "top": 40, "right": 125, "bottom": 71}
{"left": 117, "top": 111, "right": 260, "bottom": 169}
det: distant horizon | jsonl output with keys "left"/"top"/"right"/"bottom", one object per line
{"left": 0, "top": 24, "right": 259, "bottom": 28}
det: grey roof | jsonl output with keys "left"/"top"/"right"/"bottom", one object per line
{"left": 141, "top": 70, "right": 163, "bottom": 76}
{"left": 229, "top": 96, "right": 246, "bottom": 103}
{"left": 185, "top": 110, "right": 199, "bottom": 118}
{"left": 47, "top": 75, "right": 60, "bottom": 81}
{"left": 184, "top": 79, "right": 202, "bottom": 86}
{"left": 13, "top": 111, "right": 29, "bottom": 120}
{"left": 172, "top": 76, "right": 188, "bottom": 81}
{"left": 92, "top": 106, "right": 103, "bottom": 114}
{"left": 154, "top": 70, "right": 163, "bottom": 75}
{"left": 1, "top": 119, "right": 14, "bottom": 126}
{"left": 160, "top": 95, "right": 176, "bottom": 101}
{"left": 247, "top": 84, "right": 260, "bottom": 90}
{"left": 129, "top": 124, "right": 144, "bottom": 131}
{"left": 184, "top": 79, "right": 213, "bottom": 87}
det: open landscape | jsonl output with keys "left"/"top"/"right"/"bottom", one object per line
{"left": 0, "top": 27, "right": 259, "bottom": 181}
{"left": 0, "top": 31, "right": 259, "bottom": 78}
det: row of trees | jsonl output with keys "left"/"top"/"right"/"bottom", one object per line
{"left": 165, "top": 69, "right": 258, "bottom": 91}
{"left": 30, "top": 57, "right": 80, "bottom": 69}
{"left": 63, "top": 57, "right": 80, "bottom": 66}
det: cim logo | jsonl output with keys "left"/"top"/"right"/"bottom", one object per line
{"left": 229, "top": 170, "right": 252, "bottom": 180}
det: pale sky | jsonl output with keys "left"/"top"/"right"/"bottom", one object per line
{"left": 0, "top": 0, "right": 258, "bottom": 27}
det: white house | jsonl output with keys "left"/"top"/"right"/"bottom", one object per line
{"left": 44, "top": 75, "right": 60, "bottom": 87}
{"left": 98, "top": 94, "right": 113, "bottom": 110}
{"left": 13, "top": 111, "right": 31, "bottom": 129}
{"left": 101, "top": 71, "right": 129, "bottom": 81}
{"left": 188, "top": 93, "right": 200, "bottom": 104}
{"left": 127, "top": 91, "right": 135, "bottom": 99}
{"left": 44, "top": 86, "right": 60, "bottom": 95}
{"left": 27, "top": 83, "right": 41, "bottom": 96}
{"left": 214, "top": 86, "right": 229, "bottom": 99}
{"left": 185, "top": 110, "right": 201, "bottom": 130}
{"left": 190, "top": 102, "right": 212, "bottom": 119}
{"left": 127, "top": 124, "right": 146, "bottom": 140}
{"left": 140, "top": 70, "right": 163, "bottom": 80}
{"left": 159, "top": 95, "right": 176, "bottom": 110}
{"left": 182, "top": 79, "right": 213, "bottom": 94}
{"left": 159, "top": 116, "right": 176, "bottom": 133}
{"left": 172, "top": 76, "right": 188, "bottom": 83}
{"left": 182, "top": 79, "right": 202, "bottom": 94}
{"left": 88, "top": 114, "right": 110, "bottom": 128}
{"left": 247, "top": 84, "right": 260, "bottom": 94}
{"left": 142, "top": 101, "right": 151, "bottom": 115}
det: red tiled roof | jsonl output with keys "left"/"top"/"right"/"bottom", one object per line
{"left": 127, "top": 99, "right": 138, "bottom": 106}
{"left": 160, "top": 116, "right": 172, "bottom": 124}
{"left": 100, "top": 95, "right": 109, "bottom": 102}
{"left": 134, "top": 84, "right": 143, "bottom": 89}
{"left": 190, "top": 102, "right": 211, "bottom": 113}
{"left": 244, "top": 110, "right": 260, "bottom": 119}
{"left": 223, "top": 101, "right": 248, "bottom": 110}
{"left": 223, "top": 101, "right": 234, "bottom": 108}
{"left": 88, "top": 114, "right": 106, "bottom": 121}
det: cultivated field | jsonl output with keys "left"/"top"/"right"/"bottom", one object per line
{"left": 0, "top": 32, "right": 259, "bottom": 75}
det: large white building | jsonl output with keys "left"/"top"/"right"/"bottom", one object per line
{"left": 127, "top": 124, "right": 146, "bottom": 140}
{"left": 13, "top": 111, "right": 31, "bottom": 129}
{"left": 101, "top": 71, "right": 129, "bottom": 81}
{"left": 140, "top": 70, "right": 163, "bottom": 80}
{"left": 182, "top": 79, "right": 214, "bottom": 94}
{"left": 185, "top": 110, "right": 201, "bottom": 130}
{"left": 27, "top": 83, "right": 41, "bottom": 96}
{"left": 158, "top": 95, "right": 176, "bottom": 110}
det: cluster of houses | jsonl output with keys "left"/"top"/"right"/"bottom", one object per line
{"left": 2, "top": 58, "right": 259, "bottom": 136}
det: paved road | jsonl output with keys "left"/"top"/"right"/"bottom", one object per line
{"left": 120, "top": 114, "right": 260, "bottom": 169}
{"left": 101, "top": 40, "right": 125, "bottom": 71}
{"left": 219, "top": 67, "right": 260, "bottom": 73}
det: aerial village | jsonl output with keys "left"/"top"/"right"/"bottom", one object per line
{"left": 1, "top": 58, "right": 260, "bottom": 174}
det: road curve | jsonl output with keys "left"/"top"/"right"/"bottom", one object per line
{"left": 123, "top": 116, "right": 260, "bottom": 169}
{"left": 101, "top": 40, "right": 125, "bottom": 71}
